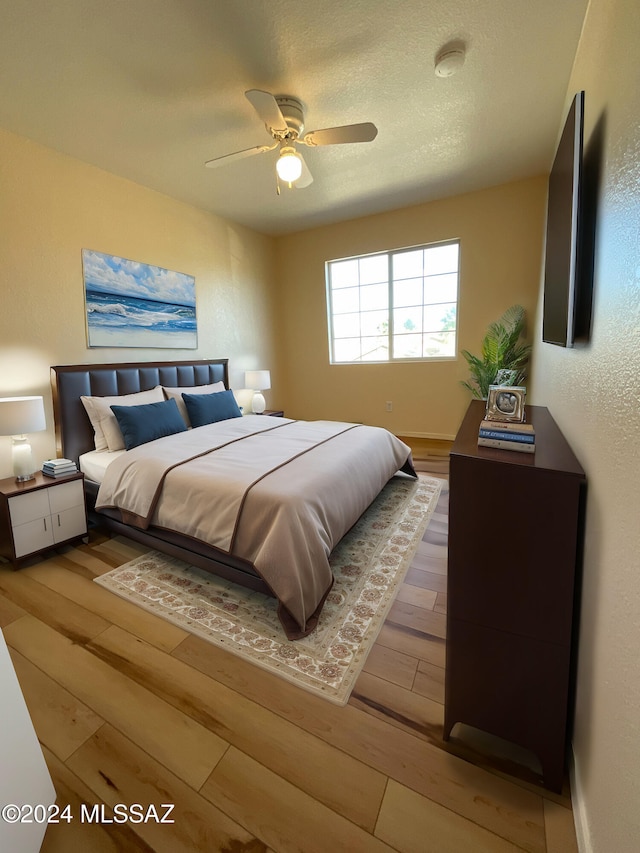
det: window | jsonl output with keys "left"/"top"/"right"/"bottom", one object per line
{"left": 326, "top": 241, "right": 459, "bottom": 364}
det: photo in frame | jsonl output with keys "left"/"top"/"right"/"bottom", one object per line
{"left": 82, "top": 249, "right": 197, "bottom": 348}
{"left": 485, "top": 385, "right": 527, "bottom": 423}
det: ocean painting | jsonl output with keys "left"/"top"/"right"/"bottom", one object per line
{"left": 82, "top": 249, "right": 197, "bottom": 348}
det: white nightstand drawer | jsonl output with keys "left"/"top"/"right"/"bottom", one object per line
{"left": 8, "top": 490, "right": 51, "bottom": 527}
{"left": 47, "top": 479, "right": 84, "bottom": 514}
{"left": 13, "top": 516, "right": 55, "bottom": 558}
{"left": 52, "top": 504, "right": 87, "bottom": 544}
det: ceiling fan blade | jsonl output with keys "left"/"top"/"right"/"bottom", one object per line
{"left": 245, "top": 89, "right": 288, "bottom": 133}
{"left": 204, "top": 142, "right": 277, "bottom": 168}
{"left": 295, "top": 153, "right": 313, "bottom": 188}
{"left": 302, "top": 122, "right": 378, "bottom": 147}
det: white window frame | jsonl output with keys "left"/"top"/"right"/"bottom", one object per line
{"left": 325, "top": 240, "right": 460, "bottom": 364}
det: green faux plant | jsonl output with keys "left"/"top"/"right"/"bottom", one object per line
{"left": 461, "top": 304, "right": 532, "bottom": 399}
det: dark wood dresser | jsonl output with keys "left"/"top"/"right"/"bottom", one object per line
{"left": 444, "top": 400, "right": 586, "bottom": 791}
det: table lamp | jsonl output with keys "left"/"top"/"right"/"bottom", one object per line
{"left": 0, "top": 396, "right": 47, "bottom": 482}
{"left": 245, "top": 370, "right": 271, "bottom": 414}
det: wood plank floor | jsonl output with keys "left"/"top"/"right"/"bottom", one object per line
{"left": 0, "top": 439, "right": 578, "bottom": 852}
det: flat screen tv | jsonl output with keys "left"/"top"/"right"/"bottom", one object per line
{"left": 542, "top": 91, "right": 585, "bottom": 347}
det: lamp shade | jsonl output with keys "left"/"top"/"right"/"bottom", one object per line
{"left": 245, "top": 370, "right": 271, "bottom": 391}
{"left": 0, "top": 397, "right": 46, "bottom": 436}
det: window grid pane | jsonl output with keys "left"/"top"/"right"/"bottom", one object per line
{"left": 328, "top": 242, "right": 458, "bottom": 363}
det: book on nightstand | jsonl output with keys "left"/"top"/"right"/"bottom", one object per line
{"left": 42, "top": 458, "right": 78, "bottom": 477}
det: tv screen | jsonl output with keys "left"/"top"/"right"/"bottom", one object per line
{"left": 542, "top": 91, "right": 584, "bottom": 347}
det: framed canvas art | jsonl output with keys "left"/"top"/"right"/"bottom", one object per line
{"left": 82, "top": 249, "right": 197, "bottom": 348}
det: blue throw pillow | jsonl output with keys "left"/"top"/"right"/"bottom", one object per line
{"left": 182, "top": 389, "right": 243, "bottom": 428}
{"left": 110, "top": 398, "right": 187, "bottom": 450}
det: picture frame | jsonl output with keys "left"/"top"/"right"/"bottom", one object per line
{"left": 82, "top": 249, "right": 197, "bottom": 349}
{"left": 485, "top": 385, "right": 526, "bottom": 423}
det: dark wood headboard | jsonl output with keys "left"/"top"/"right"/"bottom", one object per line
{"left": 50, "top": 359, "right": 229, "bottom": 464}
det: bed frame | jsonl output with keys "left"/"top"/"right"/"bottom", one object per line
{"left": 50, "top": 359, "right": 271, "bottom": 595}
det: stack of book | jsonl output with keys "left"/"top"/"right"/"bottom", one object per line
{"left": 42, "top": 458, "right": 78, "bottom": 478}
{"left": 477, "top": 419, "right": 536, "bottom": 454}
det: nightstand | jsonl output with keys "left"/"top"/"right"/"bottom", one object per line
{"left": 259, "top": 410, "right": 284, "bottom": 418}
{"left": 0, "top": 471, "right": 87, "bottom": 568}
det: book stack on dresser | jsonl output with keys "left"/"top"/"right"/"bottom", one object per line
{"left": 477, "top": 419, "right": 536, "bottom": 453}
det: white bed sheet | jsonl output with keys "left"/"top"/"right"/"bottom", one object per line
{"left": 79, "top": 449, "right": 126, "bottom": 483}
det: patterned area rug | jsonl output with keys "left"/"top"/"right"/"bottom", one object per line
{"left": 95, "top": 473, "right": 445, "bottom": 705}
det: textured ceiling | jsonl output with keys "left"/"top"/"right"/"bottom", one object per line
{"left": 0, "top": 0, "right": 589, "bottom": 235}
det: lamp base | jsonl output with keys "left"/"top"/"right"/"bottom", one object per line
{"left": 12, "top": 435, "right": 37, "bottom": 482}
{"left": 252, "top": 392, "right": 266, "bottom": 414}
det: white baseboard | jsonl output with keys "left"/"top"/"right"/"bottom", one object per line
{"left": 569, "top": 747, "right": 591, "bottom": 853}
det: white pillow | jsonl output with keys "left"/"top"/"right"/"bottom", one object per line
{"left": 81, "top": 386, "right": 165, "bottom": 451}
{"left": 162, "top": 382, "right": 226, "bottom": 426}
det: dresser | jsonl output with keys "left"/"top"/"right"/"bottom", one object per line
{"left": 444, "top": 400, "right": 586, "bottom": 791}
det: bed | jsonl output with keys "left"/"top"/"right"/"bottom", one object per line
{"left": 51, "top": 359, "right": 416, "bottom": 639}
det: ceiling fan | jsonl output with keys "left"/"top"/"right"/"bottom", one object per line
{"left": 205, "top": 89, "right": 378, "bottom": 190}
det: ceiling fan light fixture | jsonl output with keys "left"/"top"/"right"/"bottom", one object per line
{"left": 205, "top": 90, "right": 373, "bottom": 191}
{"left": 276, "top": 146, "right": 303, "bottom": 183}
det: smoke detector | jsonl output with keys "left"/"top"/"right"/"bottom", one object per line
{"left": 435, "top": 46, "right": 466, "bottom": 78}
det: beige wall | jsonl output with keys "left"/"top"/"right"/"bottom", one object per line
{"left": 0, "top": 128, "right": 278, "bottom": 478}
{"left": 529, "top": 0, "right": 640, "bottom": 849}
{"left": 0, "top": 127, "right": 547, "bottom": 472}
{"left": 274, "top": 177, "right": 547, "bottom": 438}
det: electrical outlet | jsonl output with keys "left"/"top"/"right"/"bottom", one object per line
{"left": 385, "top": 401, "right": 393, "bottom": 412}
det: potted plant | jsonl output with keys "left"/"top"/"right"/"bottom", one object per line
{"left": 461, "top": 304, "right": 532, "bottom": 399}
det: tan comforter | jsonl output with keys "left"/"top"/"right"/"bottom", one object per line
{"left": 96, "top": 417, "right": 415, "bottom": 638}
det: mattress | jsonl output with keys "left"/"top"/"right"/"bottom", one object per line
{"left": 79, "top": 449, "right": 126, "bottom": 484}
